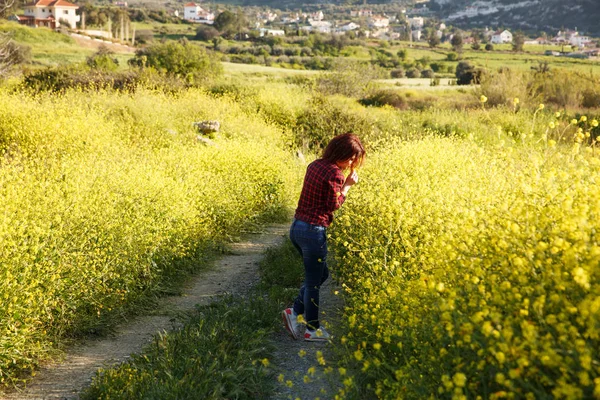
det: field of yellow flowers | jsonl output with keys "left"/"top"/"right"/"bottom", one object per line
{"left": 2, "top": 74, "right": 599, "bottom": 398}
{"left": 0, "top": 87, "right": 300, "bottom": 385}
{"left": 330, "top": 128, "right": 600, "bottom": 398}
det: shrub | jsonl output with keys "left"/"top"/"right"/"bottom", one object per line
{"left": 22, "top": 66, "right": 190, "bottom": 93}
{"left": 581, "top": 89, "right": 600, "bottom": 108}
{"left": 359, "top": 90, "right": 407, "bottom": 109}
{"left": 456, "top": 61, "right": 484, "bottom": 85}
{"left": 485, "top": 43, "right": 494, "bottom": 51}
{"left": 479, "top": 67, "right": 537, "bottom": 107}
{"left": 405, "top": 68, "right": 421, "bottom": 78}
{"left": 446, "top": 52, "right": 458, "bottom": 61}
{"left": 293, "top": 95, "right": 372, "bottom": 150}
{"left": 420, "top": 69, "right": 434, "bottom": 78}
{"left": 86, "top": 45, "right": 119, "bottom": 71}
{"left": 390, "top": 68, "right": 405, "bottom": 78}
{"left": 315, "top": 59, "right": 384, "bottom": 97}
{"left": 129, "top": 41, "right": 222, "bottom": 83}
{"left": 194, "top": 25, "right": 219, "bottom": 41}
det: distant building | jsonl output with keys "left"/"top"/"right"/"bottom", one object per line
{"left": 114, "top": 1, "right": 127, "bottom": 7}
{"left": 338, "top": 22, "right": 359, "bottom": 32}
{"left": 368, "top": 15, "right": 390, "bottom": 28}
{"left": 408, "top": 16, "right": 423, "bottom": 29}
{"left": 491, "top": 29, "right": 512, "bottom": 44}
{"left": 257, "top": 11, "right": 277, "bottom": 23}
{"left": 350, "top": 9, "right": 372, "bottom": 17}
{"left": 183, "top": 3, "right": 214, "bottom": 24}
{"left": 525, "top": 37, "right": 547, "bottom": 45}
{"left": 302, "top": 20, "right": 332, "bottom": 33}
{"left": 12, "top": 0, "right": 80, "bottom": 29}
{"left": 309, "top": 11, "right": 324, "bottom": 21}
{"left": 259, "top": 28, "right": 284, "bottom": 37}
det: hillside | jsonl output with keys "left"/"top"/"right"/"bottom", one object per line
{"left": 429, "top": 0, "right": 600, "bottom": 37}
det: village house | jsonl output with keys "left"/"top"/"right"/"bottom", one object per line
{"left": 368, "top": 15, "right": 390, "bottom": 29}
{"left": 259, "top": 28, "right": 284, "bottom": 37}
{"left": 12, "top": 0, "right": 80, "bottom": 29}
{"left": 302, "top": 20, "right": 332, "bottom": 33}
{"left": 309, "top": 11, "right": 324, "bottom": 22}
{"left": 257, "top": 11, "right": 277, "bottom": 23}
{"left": 350, "top": 9, "right": 372, "bottom": 18}
{"left": 491, "top": 29, "right": 512, "bottom": 44}
{"left": 553, "top": 30, "right": 593, "bottom": 48}
{"left": 408, "top": 16, "right": 423, "bottom": 29}
{"left": 183, "top": 3, "right": 214, "bottom": 24}
{"left": 336, "top": 22, "right": 359, "bottom": 33}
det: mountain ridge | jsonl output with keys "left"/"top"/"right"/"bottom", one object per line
{"left": 429, "top": 0, "right": 600, "bottom": 37}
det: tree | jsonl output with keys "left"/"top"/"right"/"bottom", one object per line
{"left": 195, "top": 25, "right": 220, "bottom": 41}
{"left": 0, "top": 0, "right": 16, "bottom": 77}
{"left": 86, "top": 44, "right": 119, "bottom": 71}
{"left": 129, "top": 41, "right": 222, "bottom": 83}
{"left": 512, "top": 31, "right": 525, "bottom": 52}
{"left": 213, "top": 9, "right": 246, "bottom": 39}
{"left": 427, "top": 30, "right": 440, "bottom": 48}
{"left": 455, "top": 61, "right": 483, "bottom": 85}
{"left": 451, "top": 32, "right": 464, "bottom": 53}
{"left": 0, "top": 0, "right": 15, "bottom": 17}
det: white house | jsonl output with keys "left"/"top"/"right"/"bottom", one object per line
{"left": 302, "top": 20, "right": 332, "bottom": 33}
{"left": 368, "top": 15, "right": 390, "bottom": 28}
{"left": 257, "top": 11, "right": 277, "bottom": 23}
{"left": 491, "top": 29, "right": 512, "bottom": 44}
{"left": 14, "top": 0, "right": 80, "bottom": 29}
{"left": 183, "top": 3, "right": 214, "bottom": 24}
{"left": 259, "top": 28, "right": 284, "bottom": 37}
{"left": 309, "top": 11, "right": 324, "bottom": 21}
{"left": 571, "top": 35, "right": 591, "bottom": 48}
{"left": 350, "top": 9, "right": 372, "bottom": 17}
{"left": 338, "top": 22, "right": 359, "bottom": 32}
{"left": 408, "top": 16, "right": 423, "bottom": 29}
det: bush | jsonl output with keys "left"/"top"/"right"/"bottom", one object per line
{"left": 446, "top": 52, "right": 458, "bottom": 61}
{"left": 405, "top": 68, "right": 421, "bottom": 78}
{"left": 129, "top": 41, "right": 222, "bottom": 83}
{"left": 479, "top": 68, "right": 536, "bottom": 107}
{"left": 135, "top": 29, "right": 154, "bottom": 45}
{"left": 582, "top": 89, "right": 600, "bottom": 108}
{"left": 293, "top": 95, "right": 372, "bottom": 150}
{"left": 315, "top": 59, "right": 384, "bottom": 97}
{"left": 359, "top": 90, "right": 407, "bottom": 109}
{"left": 22, "top": 66, "right": 186, "bottom": 93}
{"left": 456, "top": 61, "right": 484, "bottom": 85}
{"left": 420, "top": 69, "right": 434, "bottom": 78}
{"left": 194, "top": 25, "right": 220, "bottom": 41}
{"left": 86, "top": 45, "right": 119, "bottom": 71}
{"left": 390, "top": 68, "right": 405, "bottom": 78}
{"left": 485, "top": 43, "right": 494, "bottom": 51}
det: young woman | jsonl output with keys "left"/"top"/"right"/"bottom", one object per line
{"left": 282, "top": 133, "right": 366, "bottom": 341}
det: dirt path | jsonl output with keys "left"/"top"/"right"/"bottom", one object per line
{"left": 271, "top": 277, "right": 345, "bottom": 400}
{"left": 1, "top": 224, "right": 288, "bottom": 400}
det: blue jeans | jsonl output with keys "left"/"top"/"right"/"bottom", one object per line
{"left": 289, "top": 219, "right": 329, "bottom": 330}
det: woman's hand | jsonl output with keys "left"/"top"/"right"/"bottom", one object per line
{"left": 342, "top": 170, "right": 358, "bottom": 196}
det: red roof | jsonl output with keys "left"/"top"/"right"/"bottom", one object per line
{"left": 184, "top": 2, "right": 197, "bottom": 6}
{"left": 27, "top": 0, "right": 78, "bottom": 8}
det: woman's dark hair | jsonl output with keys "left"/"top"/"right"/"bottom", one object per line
{"left": 322, "top": 133, "right": 366, "bottom": 168}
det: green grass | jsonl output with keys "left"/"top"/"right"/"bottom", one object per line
{"left": 81, "top": 238, "right": 304, "bottom": 399}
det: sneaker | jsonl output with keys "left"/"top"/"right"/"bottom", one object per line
{"left": 304, "top": 327, "right": 331, "bottom": 342}
{"left": 282, "top": 308, "right": 301, "bottom": 340}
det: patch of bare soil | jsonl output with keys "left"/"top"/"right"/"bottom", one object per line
{"left": 1, "top": 224, "right": 288, "bottom": 400}
{"left": 70, "top": 34, "right": 135, "bottom": 54}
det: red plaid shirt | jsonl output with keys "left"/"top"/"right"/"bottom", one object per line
{"left": 294, "top": 159, "right": 346, "bottom": 227}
